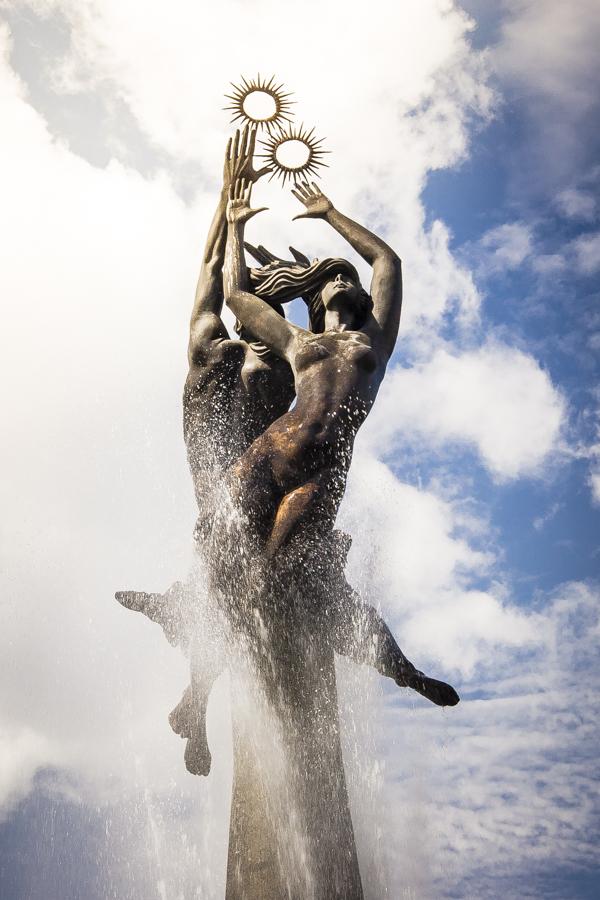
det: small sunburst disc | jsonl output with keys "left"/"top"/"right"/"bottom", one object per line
{"left": 259, "top": 124, "right": 330, "bottom": 185}
{"left": 224, "top": 75, "right": 294, "bottom": 132}
{"left": 275, "top": 139, "right": 311, "bottom": 169}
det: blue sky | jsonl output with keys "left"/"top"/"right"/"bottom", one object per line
{"left": 423, "top": 95, "right": 600, "bottom": 595}
{"left": 1, "top": 1, "right": 599, "bottom": 898}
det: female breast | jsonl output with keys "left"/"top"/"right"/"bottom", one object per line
{"left": 295, "top": 332, "right": 378, "bottom": 375}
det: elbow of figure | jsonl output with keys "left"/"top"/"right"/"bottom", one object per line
{"left": 387, "top": 249, "right": 402, "bottom": 269}
{"left": 231, "top": 288, "right": 247, "bottom": 304}
{"left": 223, "top": 288, "right": 242, "bottom": 314}
{"left": 203, "top": 250, "right": 222, "bottom": 273}
{"left": 375, "top": 249, "right": 402, "bottom": 275}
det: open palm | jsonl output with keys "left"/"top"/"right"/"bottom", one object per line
{"left": 226, "top": 178, "right": 268, "bottom": 225}
{"left": 223, "top": 126, "right": 271, "bottom": 189}
{"left": 291, "top": 182, "right": 333, "bottom": 220}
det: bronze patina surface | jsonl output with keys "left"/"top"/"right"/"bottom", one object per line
{"left": 117, "top": 121, "right": 458, "bottom": 899}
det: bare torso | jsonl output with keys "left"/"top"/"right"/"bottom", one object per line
{"left": 230, "top": 326, "right": 387, "bottom": 544}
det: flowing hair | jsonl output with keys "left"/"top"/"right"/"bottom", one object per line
{"left": 248, "top": 257, "right": 372, "bottom": 333}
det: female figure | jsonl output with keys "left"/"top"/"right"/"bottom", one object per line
{"left": 224, "top": 178, "right": 401, "bottom": 558}
{"left": 224, "top": 179, "right": 458, "bottom": 707}
{"left": 119, "top": 155, "right": 457, "bottom": 784}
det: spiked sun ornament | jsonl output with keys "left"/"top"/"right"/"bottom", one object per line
{"left": 258, "top": 123, "right": 329, "bottom": 186}
{"left": 224, "top": 75, "right": 294, "bottom": 132}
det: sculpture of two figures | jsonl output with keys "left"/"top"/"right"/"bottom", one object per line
{"left": 117, "top": 123, "right": 459, "bottom": 899}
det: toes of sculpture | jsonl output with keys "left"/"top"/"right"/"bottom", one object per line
{"left": 115, "top": 590, "right": 148, "bottom": 612}
{"left": 184, "top": 732, "right": 212, "bottom": 776}
{"left": 397, "top": 669, "right": 460, "bottom": 707}
{"left": 115, "top": 583, "right": 187, "bottom": 648}
{"left": 169, "top": 686, "right": 194, "bottom": 736}
{"left": 169, "top": 688, "right": 212, "bottom": 774}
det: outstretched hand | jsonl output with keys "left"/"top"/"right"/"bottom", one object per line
{"left": 291, "top": 182, "right": 334, "bottom": 220}
{"left": 226, "top": 178, "right": 268, "bottom": 226}
{"left": 223, "top": 125, "right": 272, "bottom": 189}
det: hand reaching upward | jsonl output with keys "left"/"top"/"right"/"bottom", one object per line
{"left": 291, "top": 182, "right": 334, "bottom": 220}
{"left": 226, "top": 178, "right": 268, "bottom": 226}
{"left": 223, "top": 126, "right": 272, "bottom": 191}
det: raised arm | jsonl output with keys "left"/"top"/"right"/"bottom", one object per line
{"left": 224, "top": 179, "right": 305, "bottom": 361}
{"left": 189, "top": 128, "right": 271, "bottom": 362}
{"left": 292, "top": 182, "right": 402, "bottom": 359}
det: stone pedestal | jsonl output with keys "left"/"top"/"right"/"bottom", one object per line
{"left": 225, "top": 612, "right": 363, "bottom": 900}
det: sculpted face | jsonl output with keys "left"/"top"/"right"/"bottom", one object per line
{"left": 320, "top": 268, "right": 360, "bottom": 310}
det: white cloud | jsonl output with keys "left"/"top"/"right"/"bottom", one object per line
{"left": 358, "top": 341, "right": 566, "bottom": 481}
{"left": 533, "top": 501, "right": 561, "bottom": 531}
{"left": 571, "top": 230, "right": 600, "bottom": 275}
{"left": 0, "top": 4, "right": 595, "bottom": 897}
{"left": 474, "top": 218, "right": 600, "bottom": 284}
{"left": 5, "top": 0, "right": 492, "bottom": 342}
{"left": 0, "top": 728, "right": 62, "bottom": 818}
{"left": 589, "top": 471, "right": 600, "bottom": 506}
{"left": 353, "top": 579, "right": 600, "bottom": 897}
{"left": 530, "top": 252, "right": 566, "bottom": 276}
{"left": 0, "top": 15, "right": 207, "bottom": 809}
{"left": 585, "top": 406, "right": 600, "bottom": 505}
{"left": 556, "top": 186, "right": 597, "bottom": 221}
{"left": 339, "top": 453, "right": 544, "bottom": 679}
{"left": 0, "top": 0, "right": 495, "bottom": 827}
{"left": 495, "top": 0, "right": 600, "bottom": 106}
{"left": 479, "top": 222, "right": 533, "bottom": 272}
{"left": 493, "top": 0, "right": 600, "bottom": 190}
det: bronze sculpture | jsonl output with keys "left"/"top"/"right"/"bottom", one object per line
{"left": 117, "top": 105, "right": 459, "bottom": 898}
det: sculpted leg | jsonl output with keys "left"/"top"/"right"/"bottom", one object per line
{"left": 169, "top": 607, "right": 228, "bottom": 776}
{"left": 265, "top": 470, "right": 339, "bottom": 559}
{"left": 334, "top": 586, "right": 459, "bottom": 707}
{"left": 228, "top": 435, "right": 280, "bottom": 527}
{"left": 116, "top": 581, "right": 227, "bottom": 771}
{"left": 115, "top": 581, "right": 188, "bottom": 647}
{"left": 169, "top": 648, "right": 221, "bottom": 777}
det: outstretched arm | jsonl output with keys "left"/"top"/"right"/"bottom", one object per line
{"left": 189, "top": 128, "right": 271, "bottom": 362}
{"left": 292, "top": 182, "right": 402, "bottom": 359}
{"left": 224, "top": 179, "right": 306, "bottom": 360}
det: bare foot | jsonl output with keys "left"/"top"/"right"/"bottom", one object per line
{"left": 169, "top": 685, "right": 194, "bottom": 737}
{"left": 115, "top": 583, "right": 185, "bottom": 646}
{"left": 396, "top": 668, "right": 460, "bottom": 707}
{"left": 115, "top": 590, "right": 157, "bottom": 613}
{"left": 169, "top": 689, "right": 212, "bottom": 774}
{"left": 184, "top": 731, "right": 212, "bottom": 776}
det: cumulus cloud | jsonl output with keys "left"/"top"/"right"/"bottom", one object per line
{"left": 339, "top": 453, "right": 545, "bottom": 680}
{"left": 5, "top": 0, "right": 491, "bottom": 343}
{"left": 376, "top": 579, "right": 600, "bottom": 898}
{"left": 589, "top": 470, "right": 600, "bottom": 506}
{"left": 585, "top": 401, "right": 600, "bottom": 506}
{"left": 0, "top": 728, "right": 63, "bottom": 818}
{"left": 0, "top": 3, "right": 594, "bottom": 897}
{"left": 571, "top": 230, "right": 600, "bottom": 275}
{"left": 358, "top": 341, "right": 566, "bottom": 481}
{"left": 493, "top": 0, "right": 600, "bottom": 194}
{"left": 0, "top": 16, "right": 205, "bottom": 812}
{"left": 0, "top": 0, "right": 496, "bottom": 829}
{"left": 478, "top": 222, "right": 533, "bottom": 272}
{"left": 556, "top": 186, "right": 597, "bottom": 221}
{"left": 530, "top": 252, "right": 567, "bottom": 276}
{"left": 473, "top": 215, "right": 600, "bottom": 284}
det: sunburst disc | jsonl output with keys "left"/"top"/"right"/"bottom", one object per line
{"left": 258, "top": 124, "right": 329, "bottom": 185}
{"left": 224, "top": 75, "right": 294, "bottom": 131}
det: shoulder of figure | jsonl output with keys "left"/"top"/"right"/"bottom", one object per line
{"left": 189, "top": 334, "right": 244, "bottom": 368}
